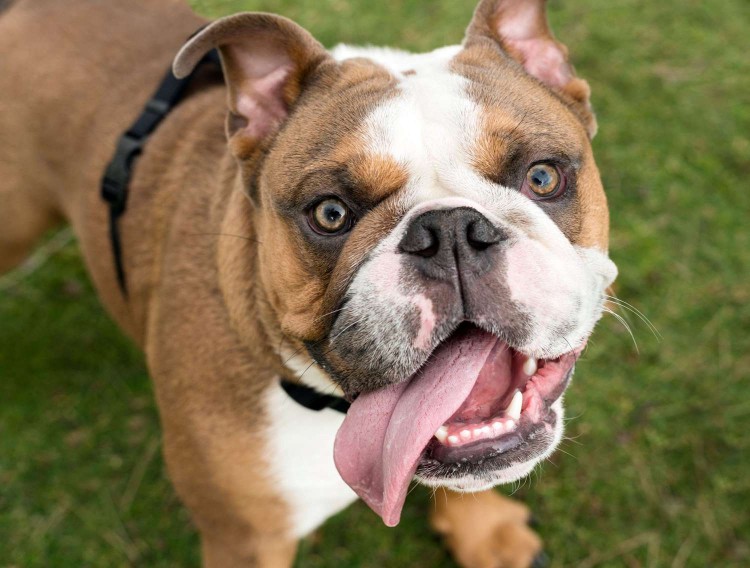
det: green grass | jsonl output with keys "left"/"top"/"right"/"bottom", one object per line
{"left": 2, "top": 0, "right": 749, "bottom": 566}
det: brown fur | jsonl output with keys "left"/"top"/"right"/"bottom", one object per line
{"left": 0, "top": 1, "right": 591, "bottom": 566}
{"left": 0, "top": 1, "right": 297, "bottom": 563}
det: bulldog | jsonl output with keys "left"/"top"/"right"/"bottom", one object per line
{"left": 0, "top": 0, "right": 617, "bottom": 566}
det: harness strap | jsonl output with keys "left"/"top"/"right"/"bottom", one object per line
{"left": 101, "top": 49, "right": 221, "bottom": 296}
{"left": 280, "top": 380, "right": 351, "bottom": 414}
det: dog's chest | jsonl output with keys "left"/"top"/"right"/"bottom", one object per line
{"left": 265, "top": 383, "right": 357, "bottom": 537}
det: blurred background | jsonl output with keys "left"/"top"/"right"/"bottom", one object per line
{"left": 1, "top": 0, "right": 748, "bottom": 566}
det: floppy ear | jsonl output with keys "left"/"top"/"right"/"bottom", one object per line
{"left": 465, "top": 0, "right": 596, "bottom": 137}
{"left": 174, "top": 13, "right": 331, "bottom": 144}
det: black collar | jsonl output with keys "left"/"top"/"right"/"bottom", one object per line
{"left": 280, "top": 380, "right": 350, "bottom": 414}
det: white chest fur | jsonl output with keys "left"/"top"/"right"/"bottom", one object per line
{"left": 264, "top": 382, "right": 358, "bottom": 538}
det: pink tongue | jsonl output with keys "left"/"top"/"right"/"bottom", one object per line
{"left": 334, "top": 326, "right": 501, "bottom": 526}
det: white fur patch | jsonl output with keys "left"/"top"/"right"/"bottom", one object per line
{"left": 265, "top": 382, "right": 357, "bottom": 538}
{"left": 344, "top": 45, "right": 483, "bottom": 207}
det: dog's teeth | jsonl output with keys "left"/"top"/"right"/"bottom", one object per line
{"left": 434, "top": 425, "right": 448, "bottom": 443}
{"left": 441, "top": 415, "right": 524, "bottom": 447}
{"left": 507, "top": 389, "right": 523, "bottom": 421}
{"left": 523, "top": 356, "right": 538, "bottom": 376}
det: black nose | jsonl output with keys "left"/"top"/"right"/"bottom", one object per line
{"left": 398, "top": 207, "right": 505, "bottom": 280}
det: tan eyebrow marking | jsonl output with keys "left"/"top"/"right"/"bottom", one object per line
{"left": 346, "top": 153, "right": 409, "bottom": 202}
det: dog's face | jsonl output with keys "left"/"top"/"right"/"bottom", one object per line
{"left": 176, "top": 0, "right": 616, "bottom": 522}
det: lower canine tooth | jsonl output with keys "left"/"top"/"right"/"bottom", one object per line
{"left": 434, "top": 426, "right": 448, "bottom": 443}
{"left": 507, "top": 389, "right": 523, "bottom": 421}
{"left": 523, "top": 357, "right": 538, "bottom": 376}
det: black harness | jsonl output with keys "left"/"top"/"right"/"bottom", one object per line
{"left": 101, "top": 49, "right": 221, "bottom": 297}
{"left": 100, "top": 49, "right": 349, "bottom": 416}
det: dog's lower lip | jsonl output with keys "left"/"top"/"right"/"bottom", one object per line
{"left": 422, "top": 404, "right": 556, "bottom": 465}
{"left": 415, "top": 412, "right": 558, "bottom": 481}
{"left": 426, "top": 426, "right": 528, "bottom": 464}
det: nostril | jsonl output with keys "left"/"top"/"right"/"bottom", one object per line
{"left": 466, "top": 219, "right": 502, "bottom": 251}
{"left": 400, "top": 225, "right": 440, "bottom": 258}
{"left": 413, "top": 239, "right": 439, "bottom": 258}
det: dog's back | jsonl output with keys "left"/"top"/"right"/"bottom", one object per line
{"left": 0, "top": 0, "right": 204, "bottom": 272}
{"left": 0, "top": 1, "right": 219, "bottom": 341}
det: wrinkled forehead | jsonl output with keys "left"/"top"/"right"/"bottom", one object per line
{"left": 266, "top": 42, "right": 608, "bottom": 249}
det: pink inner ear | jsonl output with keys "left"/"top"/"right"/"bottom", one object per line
{"left": 496, "top": 0, "right": 573, "bottom": 89}
{"left": 236, "top": 66, "right": 291, "bottom": 139}
{"left": 228, "top": 42, "right": 293, "bottom": 139}
{"left": 504, "top": 37, "right": 572, "bottom": 89}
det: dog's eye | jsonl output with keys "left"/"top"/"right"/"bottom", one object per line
{"left": 309, "top": 198, "right": 353, "bottom": 234}
{"left": 524, "top": 163, "right": 564, "bottom": 198}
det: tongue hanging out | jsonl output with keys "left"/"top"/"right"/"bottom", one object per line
{"left": 333, "top": 325, "right": 525, "bottom": 526}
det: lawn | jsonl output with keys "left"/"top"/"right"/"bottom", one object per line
{"left": 1, "top": 0, "right": 748, "bottom": 566}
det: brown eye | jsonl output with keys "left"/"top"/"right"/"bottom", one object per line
{"left": 310, "top": 198, "right": 352, "bottom": 234}
{"left": 525, "top": 163, "right": 563, "bottom": 198}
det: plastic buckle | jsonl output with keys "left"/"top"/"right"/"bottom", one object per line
{"left": 145, "top": 98, "right": 170, "bottom": 117}
{"left": 101, "top": 134, "right": 143, "bottom": 214}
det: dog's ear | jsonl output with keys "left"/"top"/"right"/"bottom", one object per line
{"left": 174, "top": 13, "right": 331, "bottom": 144}
{"left": 465, "top": 0, "right": 596, "bottom": 137}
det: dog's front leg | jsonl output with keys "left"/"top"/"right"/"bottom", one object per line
{"left": 431, "top": 488, "right": 543, "bottom": 568}
{"left": 201, "top": 535, "right": 297, "bottom": 568}
{"left": 160, "top": 414, "right": 299, "bottom": 568}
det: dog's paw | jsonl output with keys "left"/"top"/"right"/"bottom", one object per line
{"left": 431, "top": 489, "right": 543, "bottom": 568}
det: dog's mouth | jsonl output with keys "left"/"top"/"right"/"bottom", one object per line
{"left": 334, "top": 323, "right": 580, "bottom": 526}
{"left": 420, "top": 336, "right": 574, "bottom": 461}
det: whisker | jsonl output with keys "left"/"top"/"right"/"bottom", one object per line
{"left": 282, "top": 341, "right": 309, "bottom": 367}
{"left": 293, "top": 317, "right": 367, "bottom": 382}
{"left": 562, "top": 336, "right": 577, "bottom": 360}
{"left": 563, "top": 410, "right": 584, "bottom": 422}
{"left": 328, "top": 317, "right": 365, "bottom": 343}
{"left": 297, "top": 359, "right": 317, "bottom": 382}
{"left": 602, "top": 307, "right": 640, "bottom": 353}
{"left": 604, "top": 294, "right": 661, "bottom": 340}
{"left": 312, "top": 306, "right": 348, "bottom": 323}
{"left": 406, "top": 481, "right": 421, "bottom": 498}
{"left": 604, "top": 296, "right": 660, "bottom": 341}
{"left": 280, "top": 315, "right": 364, "bottom": 389}
{"left": 555, "top": 446, "right": 578, "bottom": 461}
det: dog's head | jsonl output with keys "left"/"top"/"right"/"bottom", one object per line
{"left": 176, "top": 0, "right": 617, "bottom": 525}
